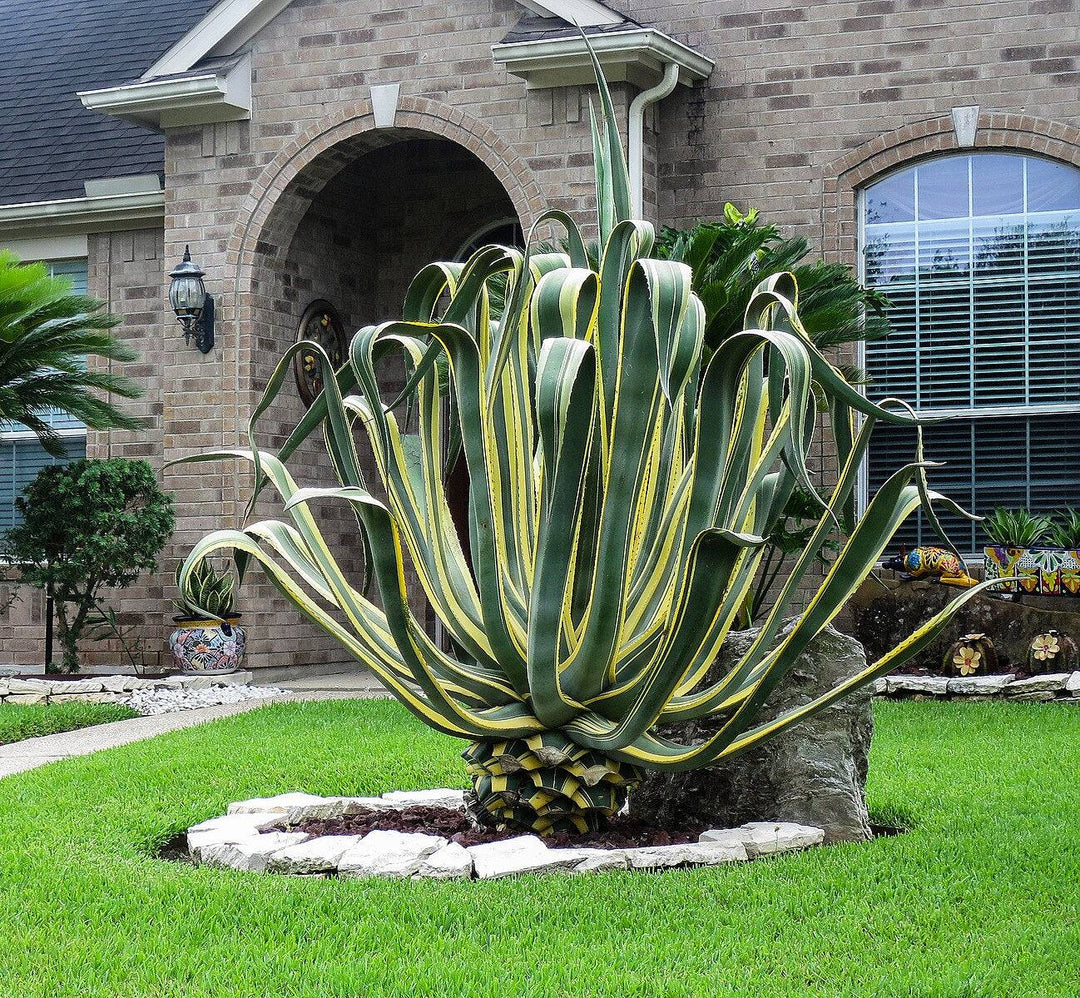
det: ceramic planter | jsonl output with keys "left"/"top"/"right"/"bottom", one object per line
{"left": 983, "top": 546, "right": 1080, "bottom": 596}
{"left": 169, "top": 617, "right": 246, "bottom": 674}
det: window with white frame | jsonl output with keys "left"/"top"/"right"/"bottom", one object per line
{"left": 861, "top": 152, "right": 1080, "bottom": 552}
{"left": 0, "top": 259, "right": 89, "bottom": 538}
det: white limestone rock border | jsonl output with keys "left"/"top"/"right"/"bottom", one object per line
{"left": 183, "top": 791, "right": 826, "bottom": 880}
{"left": 0, "top": 671, "right": 287, "bottom": 715}
{"left": 879, "top": 670, "right": 1080, "bottom": 702}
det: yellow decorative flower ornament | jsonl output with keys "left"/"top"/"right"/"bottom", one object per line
{"left": 952, "top": 645, "right": 981, "bottom": 676}
{"left": 1031, "top": 634, "right": 1060, "bottom": 661}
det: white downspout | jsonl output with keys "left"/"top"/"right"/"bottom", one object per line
{"left": 629, "top": 61, "right": 680, "bottom": 219}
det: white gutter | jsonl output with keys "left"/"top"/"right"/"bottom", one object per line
{"left": 628, "top": 61, "right": 679, "bottom": 219}
{"left": 0, "top": 191, "right": 165, "bottom": 235}
{"left": 79, "top": 55, "right": 251, "bottom": 129}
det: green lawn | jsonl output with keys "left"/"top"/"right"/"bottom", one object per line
{"left": 0, "top": 701, "right": 137, "bottom": 745}
{"left": 0, "top": 699, "right": 1077, "bottom": 997}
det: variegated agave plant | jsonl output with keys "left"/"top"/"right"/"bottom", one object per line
{"left": 176, "top": 57, "right": 996, "bottom": 835}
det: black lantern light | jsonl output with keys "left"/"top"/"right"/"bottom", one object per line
{"left": 169, "top": 246, "right": 214, "bottom": 354}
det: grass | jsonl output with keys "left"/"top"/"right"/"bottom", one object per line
{"left": 0, "top": 699, "right": 1077, "bottom": 997}
{"left": 0, "top": 701, "right": 137, "bottom": 745}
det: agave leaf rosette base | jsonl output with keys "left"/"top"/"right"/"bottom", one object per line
{"left": 174, "top": 62, "right": 996, "bottom": 836}
{"left": 464, "top": 733, "right": 643, "bottom": 834}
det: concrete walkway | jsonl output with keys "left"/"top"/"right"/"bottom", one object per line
{"left": 276, "top": 671, "right": 388, "bottom": 696}
{"left": 0, "top": 689, "right": 377, "bottom": 780}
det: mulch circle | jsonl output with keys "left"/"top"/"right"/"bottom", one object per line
{"left": 277, "top": 805, "right": 707, "bottom": 849}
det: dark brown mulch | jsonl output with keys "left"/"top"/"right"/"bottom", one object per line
{"left": 278, "top": 805, "right": 707, "bottom": 849}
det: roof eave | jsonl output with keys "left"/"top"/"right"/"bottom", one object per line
{"left": 492, "top": 28, "right": 713, "bottom": 89}
{"left": 79, "top": 56, "right": 252, "bottom": 130}
{"left": 0, "top": 190, "right": 166, "bottom": 237}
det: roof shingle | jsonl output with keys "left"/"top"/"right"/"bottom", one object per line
{"left": 0, "top": 0, "right": 219, "bottom": 206}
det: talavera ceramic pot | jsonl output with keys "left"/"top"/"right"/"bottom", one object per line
{"left": 168, "top": 616, "right": 246, "bottom": 674}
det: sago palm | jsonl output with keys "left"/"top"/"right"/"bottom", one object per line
{"left": 0, "top": 252, "right": 141, "bottom": 453}
{"left": 176, "top": 55, "right": 997, "bottom": 836}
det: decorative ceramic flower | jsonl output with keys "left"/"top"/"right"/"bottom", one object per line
{"left": 195, "top": 642, "right": 211, "bottom": 655}
{"left": 221, "top": 638, "right": 238, "bottom": 658}
{"left": 952, "top": 646, "right": 981, "bottom": 676}
{"left": 1031, "top": 633, "right": 1060, "bottom": 661}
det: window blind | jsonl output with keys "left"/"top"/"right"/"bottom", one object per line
{"left": 862, "top": 154, "right": 1080, "bottom": 551}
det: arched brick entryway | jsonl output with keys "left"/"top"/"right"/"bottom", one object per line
{"left": 227, "top": 96, "right": 544, "bottom": 324}
{"left": 218, "top": 98, "right": 542, "bottom": 656}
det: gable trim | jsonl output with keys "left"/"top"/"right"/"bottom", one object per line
{"left": 143, "top": 0, "right": 293, "bottom": 80}
{"left": 515, "top": 0, "right": 624, "bottom": 26}
{"left": 142, "top": 0, "right": 626, "bottom": 81}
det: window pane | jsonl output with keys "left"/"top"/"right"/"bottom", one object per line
{"left": 972, "top": 154, "right": 1024, "bottom": 217}
{"left": 917, "top": 157, "right": 969, "bottom": 220}
{"left": 8, "top": 259, "right": 89, "bottom": 437}
{"left": 918, "top": 218, "right": 969, "bottom": 279}
{"left": 865, "top": 169, "right": 915, "bottom": 224}
{"left": 0, "top": 435, "right": 86, "bottom": 539}
{"left": 862, "top": 223, "right": 915, "bottom": 285}
{"left": 1028, "top": 158, "right": 1080, "bottom": 213}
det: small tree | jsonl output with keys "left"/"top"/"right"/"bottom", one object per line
{"left": 5, "top": 459, "right": 174, "bottom": 672}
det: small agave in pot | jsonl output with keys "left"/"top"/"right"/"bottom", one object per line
{"left": 168, "top": 559, "right": 245, "bottom": 675}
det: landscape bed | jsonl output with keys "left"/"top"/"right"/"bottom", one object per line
{"left": 0, "top": 698, "right": 1077, "bottom": 996}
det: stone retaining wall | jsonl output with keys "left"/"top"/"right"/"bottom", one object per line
{"left": 0, "top": 672, "right": 254, "bottom": 706}
{"left": 873, "top": 672, "right": 1080, "bottom": 702}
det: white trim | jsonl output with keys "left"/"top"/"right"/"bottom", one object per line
{"left": 453, "top": 217, "right": 522, "bottom": 260}
{"left": 0, "top": 191, "right": 165, "bottom": 237}
{"left": 144, "top": 0, "right": 293, "bottom": 79}
{"left": 0, "top": 427, "right": 86, "bottom": 442}
{"left": 142, "top": 0, "right": 639, "bottom": 83}
{"left": 0, "top": 234, "right": 88, "bottom": 261}
{"left": 492, "top": 28, "right": 713, "bottom": 89}
{"left": 370, "top": 83, "right": 401, "bottom": 129}
{"left": 513, "top": 0, "right": 623, "bottom": 27}
{"left": 79, "top": 55, "right": 251, "bottom": 129}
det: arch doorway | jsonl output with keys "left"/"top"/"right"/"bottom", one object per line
{"left": 244, "top": 131, "right": 525, "bottom": 637}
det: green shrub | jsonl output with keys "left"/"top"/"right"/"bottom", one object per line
{"left": 5, "top": 459, "right": 175, "bottom": 672}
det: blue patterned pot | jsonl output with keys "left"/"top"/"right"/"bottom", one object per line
{"left": 169, "top": 617, "right": 246, "bottom": 674}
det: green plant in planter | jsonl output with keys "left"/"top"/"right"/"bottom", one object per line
{"left": 5, "top": 459, "right": 174, "bottom": 672}
{"left": 981, "top": 508, "right": 1052, "bottom": 548}
{"left": 173, "top": 560, "right": 236, "bottom": 620}
{"left": 175, "top": 55, "right": 998, "bottom": 835}
{"left": 1046, "top": 509, "right": 1080, "bottom": 549}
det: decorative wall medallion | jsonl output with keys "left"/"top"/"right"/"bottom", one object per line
{"left": 294, "top": 300, "right": 347, "bottom": 407}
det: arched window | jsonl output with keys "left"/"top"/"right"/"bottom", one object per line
{"left": 861, "top": 152, "right": 1080, "bottom": 551}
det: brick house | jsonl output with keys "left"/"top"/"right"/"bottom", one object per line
{"left": 2, "top": 0, "right": 1079, "bottom": 674}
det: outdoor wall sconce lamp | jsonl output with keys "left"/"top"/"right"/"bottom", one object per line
{"left": 169, "top": 246, "right": 214, "bottom": 354}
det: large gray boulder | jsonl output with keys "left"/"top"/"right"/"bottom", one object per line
{"left": 631, "top": 622, "right": 873, "bottom": 843}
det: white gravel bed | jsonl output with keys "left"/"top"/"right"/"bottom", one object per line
{"left": 127, "top": 684, "right": 288, "bottom": 715}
